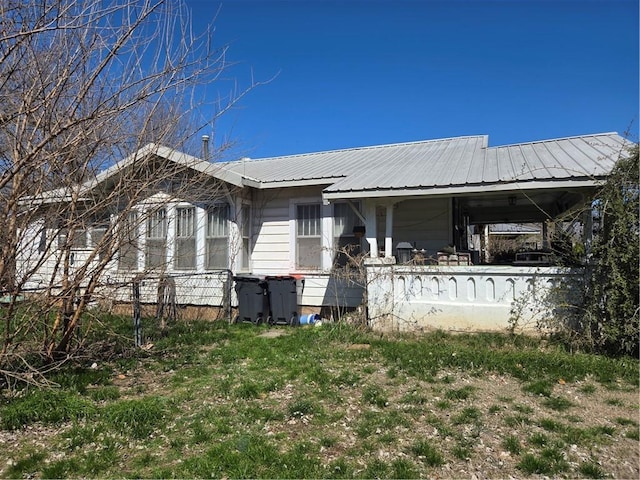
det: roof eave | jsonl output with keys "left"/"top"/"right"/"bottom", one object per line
{"left": 322, "top": 178, "right": 605, "bottom": 201}
{"left": 249, "top": 177, "right": 345, "bottom": 189}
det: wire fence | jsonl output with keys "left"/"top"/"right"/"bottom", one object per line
{"left": 1, "top": 269, "right": 234, "bottom": 330}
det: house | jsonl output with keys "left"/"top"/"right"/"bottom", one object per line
{"left": 17, "top": 132, "right": 631, "bottom": 331}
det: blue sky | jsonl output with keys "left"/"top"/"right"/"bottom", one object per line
{"left": 186, "top": 0, "right": 638, "bottom": 159}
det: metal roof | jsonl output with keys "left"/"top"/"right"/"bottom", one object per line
{"left": 220, "top": 132, "right": 630, "bottom": 199}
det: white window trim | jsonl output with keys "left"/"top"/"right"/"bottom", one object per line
{"left": 236, "top": 200, "right": 252, "bottom": 272}
{"left": 204, "top": 202, "right": 230, "bottom": 271}
{"left": 289, "top": 197, "right": 332, "bottom": 272}
{"left": 173, "top": 203, "right": 197, "bottom": 271}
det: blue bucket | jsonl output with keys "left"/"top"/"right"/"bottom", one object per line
{"left": 299, "top": 313, "right": 320, "bottom": 325}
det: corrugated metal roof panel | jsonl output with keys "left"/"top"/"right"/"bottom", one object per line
{"left": 219, "top": 132, "right": 630, "bottom": 195}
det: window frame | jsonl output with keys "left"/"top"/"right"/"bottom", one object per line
{"left": 145, "top": 207, "right": 168, "bottom": 270}
{"left": 205, "top": 203, "right": 230, "bottom": 271}
{"left": 290, "top": 198, "right": 330, "bottom": 272}
{"left": 174, "top": 205, "right": 197, "bottom": 271}
{"left": 118, "top": 211, "right": 140, "bottom": 271}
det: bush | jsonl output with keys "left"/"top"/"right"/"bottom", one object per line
{"left": 585, "top": 145, "right": 639, "bottom": 356}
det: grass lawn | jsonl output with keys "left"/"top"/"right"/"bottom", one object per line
{"left": 1, "top": 317, "right": 638, "bottom": 478}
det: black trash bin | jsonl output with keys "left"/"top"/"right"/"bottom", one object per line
{"left": 233, "top": 276, "right": 269, "bottom": 325}
{"left": 265, "top": 275, "right": 304, "bottom": 326}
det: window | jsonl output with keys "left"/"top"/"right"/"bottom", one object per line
{"left": 296, "top": 203, "right": 322, "bottom": 269}
{"left": 90, "top": 224, "right": 108, "bottom": 261}
{"left": 58, "top": 226, "right": 87, "bottom": 249}
{"left": 145, "top": 208, "right": 167, "bottom": 269}
{"left": 118, "top": 212, "right": 139, "bottom": 271}
{"left": 206, "top": 204, "right": 229, "bottom": 270}
{"left": 241, "top": 204, "right": 251, "bottom": 270}
{"left": 175, "top": 207, "right": 196, "bottom": 270}
{"left": 333, "top": 202, "right": 362, "bottom": 267}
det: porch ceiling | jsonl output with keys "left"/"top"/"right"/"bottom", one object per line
{"left": 459, "top": 188, "right": 590, "bottom": 223}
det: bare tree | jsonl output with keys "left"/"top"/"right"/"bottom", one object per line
{"left": 0, "top": 0, "right": 254, "bottom": 380}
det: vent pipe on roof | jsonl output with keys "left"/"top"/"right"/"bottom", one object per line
{"left": 202, "top": 135, "right": 210, "bottom": 161}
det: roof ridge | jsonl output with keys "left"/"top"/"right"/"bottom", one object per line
{"left": 489, "top": 132, "right": 620, "bottom": 149}
{"left": 232, "top": 135, "right": 488, "bottom": 162}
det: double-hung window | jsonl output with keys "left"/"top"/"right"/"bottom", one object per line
{"left": 90, "top": 223, "right": 108, "bottom": 262}
{"left": 145, "top": 208, "right": 167, "bottom": 269}
{"left": 118, "top": 212, "right": 139, "bottom": 271}
{"left": 241, "top": 204, "right": 251, "bottom": 270}
{"left": 58, "top": 224, "right": 87, "bottom": 250}
{"left": 175, "top": 206, "right": 196, "bottom": 270}
{"left": 206, "top": 204, "right": 229, "bottom": 270}
{"left": 333, "top": 202, "right": 362, "bottom": 267}
{"left": 296, "top": 203, "right": 322, "bottom": 270}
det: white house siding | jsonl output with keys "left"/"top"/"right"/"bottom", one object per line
{"left": 366, "top": 264, "right": 583, "bottom": 332}
{"left": 248, "top": 186, "right": 366, "bottom": 309}
{"left": 249, "top": 188, "right": 296, "bottom": 276}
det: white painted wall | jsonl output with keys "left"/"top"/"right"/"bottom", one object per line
{"left": 366, "top": 263, "right": 584, "bottom": 332}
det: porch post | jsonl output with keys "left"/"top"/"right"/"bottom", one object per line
{"left": 385, "top": 203, "right": 393, "bottom": 258}
{"left": 483, "top": 224, "right": 489, "bottom": 263}
{"left": 542, "top": 221, "right": 550, "bottom": 249}
{"left": 363, "top": 200, "right": 378, "bottom": 258}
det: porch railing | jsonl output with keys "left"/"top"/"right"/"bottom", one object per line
{"left": 365, "top": 264, "right": 584, "bottom": 332}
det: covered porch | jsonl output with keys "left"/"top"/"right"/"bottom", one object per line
{"left": 349, "top": 188, "right": 589, "bottom": 332}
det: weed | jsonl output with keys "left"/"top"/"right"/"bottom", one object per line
{"left": 435, "top": 399, "right": 451, "bottom": 410}
{"left": 401, "top": 391, "right": 429, "bottom": 405}
{"left": 578, "top": 460, "right": 609, "bottom": 479}
{"left": 409, "top": 439, "right": 445, "bottom": 467}
{"left": 579, "top": 383, "right": 597, "bottom": 394}
{"left": 100, "top": 396, "right": 166, "bottom": 438}
{"left": 0, "top": 389, "right": 95, "bottom": 430}
{"left": 363, "top": 458, "right": 389, "bottom": 478}
{"left": 86, "top": 385, "right": 121, "bottom": 402}
{"left": 614, "top": 416, "right": 638, "bottom": 426}
{"left": 517, "top": 447, "right": 569, "bottom": 475}
{"left": 233, "top": 381, "right": 261, "bottom": 399}
{"left": 439, "top": 374, "right": 455, "bottom": 383}
{"left": 444, "top": 385, "right": 474, "bottom": 401}
{"left": 488, "top": 404, "right": 501, "bottom": 414}
{"left": 502, "top": 435, "right": 522, "bottom": 455}
{"left": 605, "top": 397, "right": 625, "bottom": 406}
{"left": 362, "top": 384, "right": 388, "bottom": 408}
{"left": 542, "top": 395, "right": 574, "bottom": 411}
{"left": 63, "top": 423, "right": 104, "bottom": 450}
{"left": 523, "top": 379, "right": 554, "bottom": 397}
{"left": 625, "top": 428, "right": 640, "bottom": 440}
{"left": 539, "top": 418, "right": 566, "bottom": 432}
{"left": 391, "top": 458, "right": 418, "bottom": 478}
{"left": 356, "top": 410, "right": 410, "bottom": 438}
{"left": 503, "top": 414, "right": 532, "bottom": 428}
{"left": 528, "top": 432, "right": 549, "bottom": 447}
{"left": 328, "top": 458, "right": 353, "bottom": 478}
{"left": 333, "top": 370, "right": 360, "bottom": 386}
{"left": 41, "top": 458, "right": 80, "bottom": 479}
{"left": 5, "top": 451, "right": 46, "bottom": 478}
{"left": 452, "top": 406, "right": 482, "bottom": 425}
{"left": 452, "top": 443, "right": 473, "bottom": 460}
{"left": 320, "top": 435, "right": 337, "bottom": 447}
{"left": 288, "top": 398, "right": 317, "bottom": 417}
{"left": 513, "top": 403, "right": 534, "bottom": 414}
